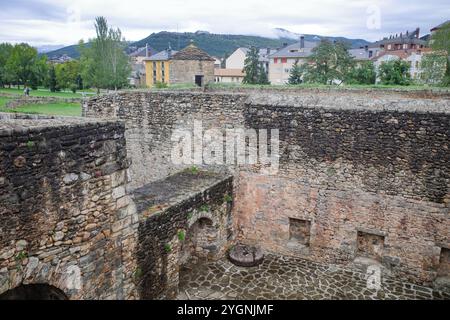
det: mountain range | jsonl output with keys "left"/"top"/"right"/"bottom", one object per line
{"left": 44, "top": 29, "right": 371, "bottom": 59}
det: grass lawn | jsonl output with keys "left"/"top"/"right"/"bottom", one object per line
{"left": 0, "top": 97, "right": 10, "bottom": 108}
{"left": 0, "top": 87, "right": 94, "bottom": 98}
{"left": 0, "top": 102, "right": 82, "bottom": 117}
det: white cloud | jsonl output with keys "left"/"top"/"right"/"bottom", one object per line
{"left": 0, "top": 0, "right": 449, "bottom": 45}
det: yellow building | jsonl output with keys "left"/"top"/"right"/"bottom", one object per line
{"left": 144, "top": 43, "right": 215, "bottom": 88}
{"left": 143, "top": 49, "right": 177, "bottom": 87}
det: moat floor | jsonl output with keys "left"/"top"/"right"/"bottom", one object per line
{"left": 178, "top": 254, "right": 450, "bottom": 300}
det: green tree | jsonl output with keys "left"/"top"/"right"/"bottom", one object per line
{"left": 431, "top": 22, "right": 450, "bottom": 53}
{"left": 79, "top": 17, "right": 130, "bottom": 92}
{"left": 242, "top": 47, "right": 269, "bottom": 85}
{"left": 48, "top": 65, "right": 58, "bottom": 92}
{"left": 243, "top": 47, "right": 260, "bottom": 84}
{"left": 29, "top": 55, "right": 48, "bottom": 90}
{"left": 301, "top": 40, "right": 355, "bottom": 85}
{"left": 288, "top": 60, "right": 303, "bottom": 85}
{"left": 378, "top": 60, "right": 411, "bottom": 85}
{"left": 430, "top": 22, "right": 450, "bottom": 86}
{"left": 420, "top": 52, "right": 447, "bottom": 85}
{"left": 257, "top": 65, "right": 270, "bottom": 85}
{"left": 6, "top": 43, "right": 43, "bottom": 89}
{"left": 0, "top": 43, "right": 13, "bottom": 87}
{"left": 348, "top": 61, "right": 376, "bottom": 85}
{"left": 55, "top": 60, "right": 81, "bottom": 91}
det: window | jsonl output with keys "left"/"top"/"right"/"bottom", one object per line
{"left": 161, "top": 62, "right": 165, "bottom": 70}
{"left": 387, "top": 44, "right": 392, "bottom": 50}
{"left": 281, "top": 58, "right": 287, "bottom": 64}
{"left": 284, "top": 68, "right": 291, "bottom": 73}
{"left": 356, "top": 231, "right": 385, "bottom": 262}
{"left": 289, "top": 218, "right": 311, "bottom": 247}
{"left": 152, "top": 62, "right": 156, "bottom": 69}
{"left": 274, "top": 58, "right": 278, "bottom": 64}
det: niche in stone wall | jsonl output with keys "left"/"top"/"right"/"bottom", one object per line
{"left": 288, "top": 218, "right": 311, "bottom": 247}
{"left": 356, "top": 231, "right": 385, "bottom": 262}
{"left": 438, "top": 248, "right": 450, "bottom": 277}
{"left": 179, "top": 217, "right": 218, "bottom": 265}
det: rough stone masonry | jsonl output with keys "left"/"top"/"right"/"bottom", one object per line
{"left": 84, "top": 88, "right": 450, "bottom": 291}
{"left": 0, "top": 113, "right": 137, "bottom": 299}
{"left": 0, "top": 88, "right": 449, "bottom": 300}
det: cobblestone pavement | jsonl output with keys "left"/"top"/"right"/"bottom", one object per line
{"left": 178, "top": 254, "right": 450, "bottom": 300}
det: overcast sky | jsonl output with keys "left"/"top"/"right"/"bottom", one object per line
{"left": 0, "top": 0, "right": 449, "bottom": 46}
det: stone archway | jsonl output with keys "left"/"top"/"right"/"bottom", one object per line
{"left": 0, "top": 284, "right": 68, "bottom": 300}
{"left": 180, "top": 217, "right": 218, "bottom": 265}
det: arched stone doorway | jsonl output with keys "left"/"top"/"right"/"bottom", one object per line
{"left": 0, "top": 284, "right": 68, "bottom": 300}
{"left": 180, "top": 217, "right": 218, "bottom": 265}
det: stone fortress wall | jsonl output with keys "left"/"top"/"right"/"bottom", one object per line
{"left": 0, "top": 113, "right": 137, "bottom": 299}
{"left": 0, "top": 88, "right": 448, "bottom": 300}
{"left": 84, "top": 89, "right": 450, "bottom": 289}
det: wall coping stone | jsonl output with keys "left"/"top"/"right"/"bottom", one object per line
{"left": 132, "top": 170, "right": 233, "bottom": 220}
{"left": 0, "top": 112, "right": 124, "bottom": 136}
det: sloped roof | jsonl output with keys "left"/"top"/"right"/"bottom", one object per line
{"left": 348, "top": 48, "right": 371, "bottom": 60}
{"left": 270, "top": 41, "right": 317, "bottom": 59}
{"left": 171, "top": 44, "right": 215, "bottom": 61}
{"left": 238, "top": 47, "right": 279, "bottom": 62}
{"left": 130, "top": 46, "right": 157, "bottom": 57}
{"left": 143, "top": 49, "right": 178, "bottom": 61}
{"left": 372, "top": 48, "right": 432, "bottom": 61}
{"left": 214, "top": 68, "right": 245, "bottom": 77}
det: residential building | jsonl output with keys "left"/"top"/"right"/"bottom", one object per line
{"left": 128, "top": 63, "right": 146, "bottom": 88}
{"left": 372, "top": 48, "right": 433, "bottom": 82}
{"left": 143, "top": 42, "right": 215, "bottom": 87}
{"left": 129, "top": 44, "right": 157, "bottom": 87}
{"left": 143, "top": 49, "right": 176, "bottom": 87}
{"left": 349, "top": 46, "right": 382, "bottom": 61}
{"left": 212, "top": 57, "right": 222, "bottom": 68}
{"left": 268, "top": 36, "right": 317, "bottom": 85}
{"left": 369, "top": 28, "right": 427, "bottom": 55}
{"left": 226, "top": 47, "right": 278, "bottom": 74}
{"left": 129, "top": 44, "right": 157, "bottom": 64}
{"left": 49, "top": 54, "right": 74, "bottom": 64}
{"left": 214, "top": 68, "right": 245, "bottom": 83}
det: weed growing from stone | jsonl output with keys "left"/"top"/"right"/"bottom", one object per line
{"left": 224, "top": 194, "right": 233, "bottom": 203}
{"left": 178, "top": 230, "right": 186, "bottom": 241}
{"left": 164, "top": 243, "right": 172, "bottom": 253}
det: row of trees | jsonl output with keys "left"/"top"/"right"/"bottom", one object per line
{"left": 0, "top": 17, "right": 131, "bottom": 93}
{"left": 0, "top": 43, "right": 48, "bottom": 89}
